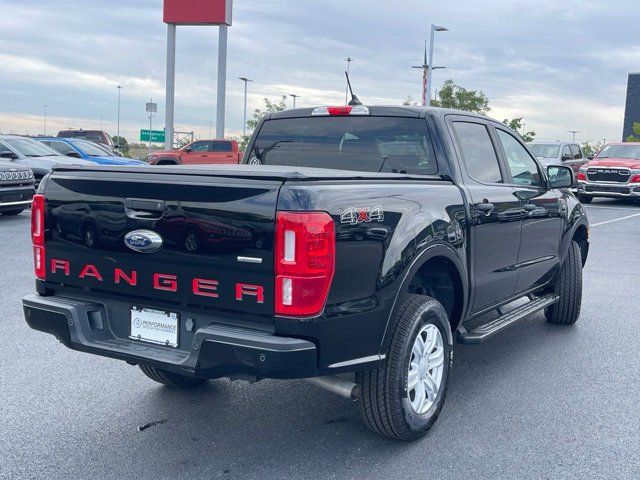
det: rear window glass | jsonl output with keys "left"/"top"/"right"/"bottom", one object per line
{"left": 247, "top": 117, "right": 438, "bottom": 175}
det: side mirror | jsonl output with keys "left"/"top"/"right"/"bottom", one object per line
{"left": 0, "top": 151, "right": 18, "bottom": 160}
{"left": 547, "top": 165, "right": 574, "bottom": 189}
{"left": 184, "top": 146, "right": 192, "bottom": 153}
{"left": 66, "top": 151, "right": 81, "bottom": 158}
{"left": 587, "top": 155, "right": 594, "bottom": 160}
{"left": 561, "top": 153, "right": 572, "bottom": 161}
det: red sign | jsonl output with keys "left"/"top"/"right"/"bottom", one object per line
{"left": 163, "top": 0, "right": 233, "bottom": 25}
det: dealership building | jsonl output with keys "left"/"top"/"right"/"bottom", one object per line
{"left": 623, "top": 73, "right": 640, "bottom": 140}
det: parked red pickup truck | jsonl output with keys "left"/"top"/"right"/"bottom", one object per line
{"left": 147, "top": 140, "right": 243, "bottom": 165}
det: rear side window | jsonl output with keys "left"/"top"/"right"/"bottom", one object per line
{"left": 453, "top": 122, "right": 503, "bottom": 183}
{"left": 248, "top": 117, "right": 438, "bottom": 175}
{"left": 212, "top": 141, "right": 232, "bottom": 152}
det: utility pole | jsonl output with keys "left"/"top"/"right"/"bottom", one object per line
{"left": 43, "top": 105, "right": 47, "bottom": 136}
{"left": 216, "top": 25, "right": 228, "bottom": 140}
{"left": 146, "top": 99, "right": 157, "bottom": 158}
{"left": 289, "top": 94, "right": 300, "bottom": 109}
{"left": 412, "top": 41, "right": 445, "bottom": 106}
{"left": 238, "top": 77, "right": 253, "bottom": 138}
{"left": 426, "top": 25, "right": 449, "bottom": 107}
{"left": 344, "top": 57, "right": 353, "bottom": 104}
{"left": 116, "top": 85, "right": 123, "bottom": 143}
{"left": 568, "top": 130, "right": 582, "bottom": 142}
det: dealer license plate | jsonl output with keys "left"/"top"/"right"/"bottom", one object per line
{"left": 130, "top": 307, "right": 179, "bottom": 348}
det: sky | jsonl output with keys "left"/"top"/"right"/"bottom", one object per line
{"left": 1, "top": 0, "right": 638, "bottom": 144}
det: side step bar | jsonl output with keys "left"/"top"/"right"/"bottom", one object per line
{"left": 457, "top": 294, "right": 559, "bottom": 345}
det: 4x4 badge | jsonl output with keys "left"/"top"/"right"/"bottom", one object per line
{"left": 340, "top": 205, "right": 384, "bottom": 225}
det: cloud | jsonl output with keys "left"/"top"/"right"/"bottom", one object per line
{"left": 0, "top": 0, "right": 637, "bottom": 144}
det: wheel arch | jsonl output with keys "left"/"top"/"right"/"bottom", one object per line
{"left": 380, "top": 244, "right": 468, "bottom": 351}
{"left": 155, "top": 158, "right": 180, "bottom": 165}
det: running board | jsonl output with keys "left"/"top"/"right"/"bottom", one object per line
{"left": 457, "top": 294, "right": 559, "bottom": 345}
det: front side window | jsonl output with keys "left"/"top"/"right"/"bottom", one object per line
{"left": 248, "top": 117, "right": 438, "bottom": 175}
{"left": 186, "top": 141, "right": 210, "bottom": 153}
{"left": 497, "top": 130, "right": 542, "bottom": 187}
{"left": 453, "top": 122, "right": 503, "bottom": 183}
{"left": 570, "top": 145, "right": 582, "bottom": 159}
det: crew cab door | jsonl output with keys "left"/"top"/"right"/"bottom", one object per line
{"left": 493, "top": 127, "right": 564, "bottom": 294}
{"left": 210, "top": 141, "right": 236, "bottom": 163}
{"left": 450, "top": 119, "right": 522, "bottom": 312}
{"left": 181, "top": 141, "right": 212, "bottom": 164}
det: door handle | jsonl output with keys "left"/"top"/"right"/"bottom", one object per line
{"left": 523, "top": 203, "right": 537, "bottom": 212}
{"left": 476, "top": 202, "right": 495, "bottom": 214}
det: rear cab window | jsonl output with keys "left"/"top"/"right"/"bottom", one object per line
{"left": 247, "top": 116, "right": 438, "bottom": 175}
{"left": 212, "top": 141, "right": 233, "bottom": 152}
{"left": 452, "top": 121, "right": 503, "bottom": 184}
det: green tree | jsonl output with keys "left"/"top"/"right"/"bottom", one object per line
{"left": 503, "top": 118, "right": 536, "bottom": 143}
{"left": 431, "top": 79, "right": 490, "bottom": 115}
{"left": 111, "top": 136, "right": 130, "bottom": 155}
{"left": 626, "top": 122, "right": 640, "bottom": 142}
{"left": 582, "top": 140, "right": 605, "bottom": 158}
{"left": 241, "top": 96, "right": 288, "bottom": 151}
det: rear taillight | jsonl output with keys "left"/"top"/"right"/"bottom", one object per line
{"left": 576, "top": 172, "right": 587, "bottom": 181}
{"left": 31, "top": 194, "right": 46, "bottom": 280}
{"left": 275, "top": 211, "right": 335, "bottom": 317}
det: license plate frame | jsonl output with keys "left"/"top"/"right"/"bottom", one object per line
{"left": 129, "top": 307, "right": 179, "bottom": 348}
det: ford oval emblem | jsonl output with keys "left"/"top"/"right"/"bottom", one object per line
{"left": 124, "top": 230, "right": 163, "bottom": 253}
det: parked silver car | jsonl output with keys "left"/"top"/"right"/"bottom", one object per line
{"left": 527, "top": 141, "right": 589, "bottom": 176}
{"left": 0, "top": 135, "right": 92, "bottom": 187}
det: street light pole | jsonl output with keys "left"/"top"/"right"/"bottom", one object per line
{"left": 43, "top": 105, "right": 47, "bottom": 136}
{"left": 426, "top": 25, "right": 448, "bottom": 107}
{"left": 412, "top": 40, "right": 446, "bottom": 106}
{"left": 289, "top": 94, "right": 300, "bottom": 109}
{"left": 344, "top": 58, "right": 353, "bottom": 105}
{"left": 238, "top": 77, "right": 253, "bottom": 138}
{"left": 568, "top": 130, "right": 582, "bottom": 142}
{"left": 116, "top": 85, "right": 123, "bottom": 140}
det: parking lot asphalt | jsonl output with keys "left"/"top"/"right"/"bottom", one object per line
{"left": 1, "top": 198, "right": 639, "bottom": 480}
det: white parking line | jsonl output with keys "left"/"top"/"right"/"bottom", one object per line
{"left": 591, "top": 212, "right": 640, "bottom": 227}
{"left": 584, "top": 205, "right": 639, "bottom": 212}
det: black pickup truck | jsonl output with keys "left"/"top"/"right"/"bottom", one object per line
{"left": 23, "top": 106, "right": 589, "bottom": 441}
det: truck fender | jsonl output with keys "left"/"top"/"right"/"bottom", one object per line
{"left": 379, "top": 243, "right": 468, "bottom": 351}
{"left": 560, "top": 217, "right": 589, "bottom": 265}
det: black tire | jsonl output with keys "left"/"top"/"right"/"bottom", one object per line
{"left": 357, "top": 294, "right": 453, "bottom": 441}
{"left": 545, "top": 241, "right": 582, "bottom": 325}
{"left": 183, "top": 229, "right": 201, "bottom": 253}
{"left": 139, "top": 364, "right": 207, "bottom": 388}
{"left": 577, "top": 194, "right": 593, "bottom": 204}
{"left": 1, "top": 209, "right": 24, "bottom": 216}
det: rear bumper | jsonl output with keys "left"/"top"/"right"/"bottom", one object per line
{"left": 577, "top": 181, "right": 640, "bottom": 198}
{"left": 22, "top": 294, "right": 318, "bottom": 380}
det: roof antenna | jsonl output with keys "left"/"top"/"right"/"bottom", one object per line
{"left": 345, "top": 71, "right": 362, "bottom": 106}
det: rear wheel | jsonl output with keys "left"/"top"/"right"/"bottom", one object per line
{"left": 139, "top": 364, "right": 208, "bottom": 388}
{"left": 545, "top": 241, "right": 582, "bottom": 325}
{"left": 577, "top": 194, "right": 593, "bottom": 204}
{"left": 1, "top": 209, "right": 24, "bottom": 216}
{"left": 357, "top": 294, "right": 452, "bottom": 441}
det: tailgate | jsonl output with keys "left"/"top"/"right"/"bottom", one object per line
{"left": 43, "top": 169, "right": 280, "bottom": 321}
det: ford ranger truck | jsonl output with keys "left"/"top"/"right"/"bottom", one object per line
{"left": 576, "top": 141, "right": 640, "bottom": 203}
{"left": 22, "top": 106, "right": 589, "bottom": 441}
{"left": 147, "top": 139, "right": 243, "bottom": 165}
